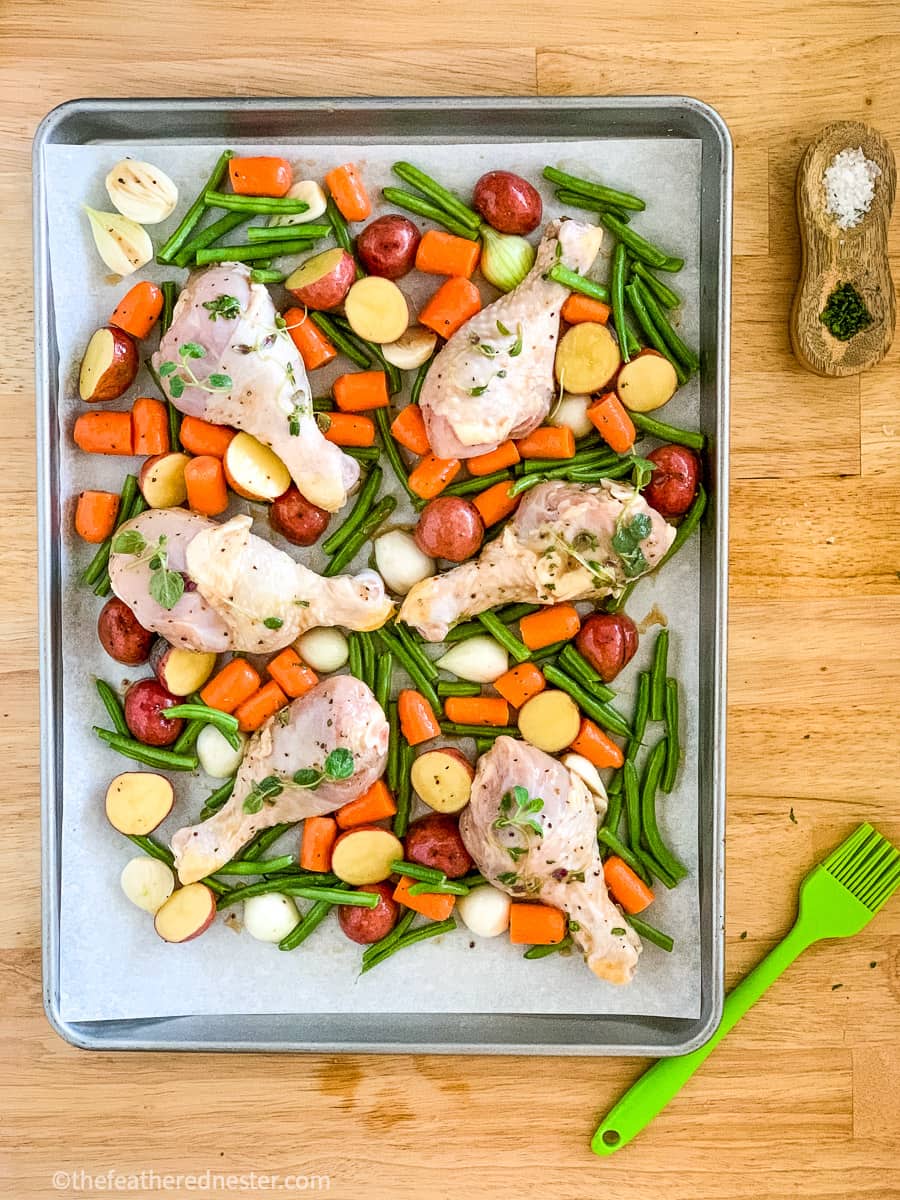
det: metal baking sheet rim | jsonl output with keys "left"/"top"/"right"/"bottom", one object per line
{"left": 34, "top": 95, "right": 731, "bottom": 1056}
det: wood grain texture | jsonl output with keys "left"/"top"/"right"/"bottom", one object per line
{"left": 2, "top": 2, "right": 900, "bottom": 1198}
{"left": 791, "top": 121, "right": 896, "bottom": 375}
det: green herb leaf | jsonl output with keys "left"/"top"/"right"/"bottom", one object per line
{"left": 611, "top": 927, "right": 626, "bottom": 936}
{"left": 158, "top": 361, "right": 178, "bottom": 377}
{"left": 202, "top": 294, "right": 241, "bottom": 321}
{"left": 496, "top": 319, "right": 511, "bottom": 336}
{"left": 325, "top": 747, "right": 354, "bottom": 780}
{"left": 207, "top": 373, "right": 233, "bottom": 390}
{"left": 497, "top": 871, "right": 518, "bottom": 886}
{"left": 111, "top": 529, "right": 146, "bottom": 555}
{"left": 466, "top": 382, "right": 491, "bottom": 397}
{"left": 629, "top": 455, "right": 657, "bottom": 490}
{"left": 292, "top": 768, "right": 322, "bottom": 788}
{"left": 180, "top": 341, "right": 206, "bottom": 360}
{"left": 507, "top": 324, "right": 523, "bottom": 357}
{"left": 242, "top": 775, "right": 284, "bottom": 814}
{"left": 168, "top": 375, "right": 185, "bottom": 399}
{"left": 149, "top": 567, "right": 185, "bottom": 611}
{"left": 478, "top": 343, "right": 499, "bottom": 358}
{"left": 263, "top": 616, "right": 284, "bottom": 630}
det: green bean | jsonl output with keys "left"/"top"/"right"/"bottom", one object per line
{"left": 657, "top": 484, "right": 707, "bottom": 572}
{"left": 92, "top": 727, "right": 198, "bottom": 771}
{"left": 278, "top": 898, "right": 333, "bottom": 951}
{"left": 391, "top": 162, "right": 482, "bottom": 231}
{"left": 196, "top": 241, "right": 312, "bottom": 266}
{"left": 596, "top": 828, "right": 652, "bottom": 887}
{"left": 203, "top": 188, "right": 309, "bottom": 215}
{"left": 376, "top": 626, "right": 441, "bottom": 712}
{"left": 164, "top": 703, "right": 240, "bottom": 743}
{"left": 393, "top": 741, "right": 414, "bottom": 839}
{"left": 408, "top": 879, "right": 469, "bottom": 896}
{"left": 542, "top": 166, "right": 645, "bottom": 212}
{"left": 475, "top": 737, "right": 493, "bottom": 755}
{"left": 541, "top": 665, "right": 632, "bottom": 739}
{"left": 391, "top": 860, "right": 445, "bottom": 884}
{"left": 649, "top": 628, "right": 669, "bottom": 722}
{"left": 627, "top": 671, "right": 651, "bottom": 762}
{"left": 359, "top": 630, "right": 376, "bottom": 690}
{"left": 219, "top": 880, "right": 379, "bottom": 910}
{"left": 606, "top": 767, "right": 624, "bottom": 797}
{"left": 81, "top": 474, "right": 139, "bottom": 586}
{"left": 598, "top": 211, "right": 681, "bottom": 271}
{"left": 362, "top": 908, "right": 415, "bottom": 964}
{"left": 393, "top": 621, "right": 438, "bottom": 682}
{"left": 324, "top": 193, "right": 357, "bottom": 262}
{"left": 387, "top": 702, "right": 400, "bottom": 793}
{"left": 635, "top": 845, "right": 678, "bottom": 890}
{"left": 625, "top": 282, "right": 688, "bottom": 385}
{"left": 629, "top": 411, "right": 706, "bottom": 453}
{"left": 240, "top": 822, "right": 296, "bottom": 862}
{"left": 530, "top": 639, "right": 572, "bottom": 664}
{"left": 374, "top": 407, "right": 420, "bottom": 505}
{"left": 495, "top": 602, "right": 541, "bottom": 624}
{"left": 329, "top": 315, "right": 402, "bottom": 395}
{"left": 158, "top": 280, "right": 177, "bottom": 336}
{"left": 360, "top": 916, "right": 457, "bottom": 973}
{"left": 127, "top": 833, "right": 175, "bottom": 867}
{"left": 214, "top": 855, "right": 295, "bottom": 876}
{"left": 439, "top": 722, "right": 519, "bottom": 740}
{"left": 632, "top": 278, "right": 699, "bottom": 374}
{"left": 611, "top": 241, "right": 631, "bottom": 364}
{"left": 521, "top": 447, "right": 617, "bottom": 474}
{"left": 173, "top": 211, "right": 247, "bottom": 268}
{"left": 247, "top": 223, "right": 330, "bottom": 242}
{"left": 324, "top": 496, "right": 396, "bottom": 578}
{"left": 375, "top": 651, "right": 393, "bottom": 712}
{"left": 641, "top": 738, "right": 687, "bottom": 881}
{"left": 458, "top": 873, "right": 486, "bottom": 890}
{"left": 545, "top": 262, "right": 610, "bottom": 303}
{"left": 201, "top": 877, "right": 232, "bottom": 898}
{"left": 477, "top": 611, "right": 530, "bottom": 663}
{"left": 171, "top": 717, "right": 205, "bottom": 756}
{"left": 524, "top": 936, "right": 573, "bottom": 960}
{"left": 347, "top": 634, "right": 363, "bottom": 682}
{"left": 554, "top": 190, "right": 632, "bottom": 223}
{"left": 443, "top": 470, "right": 513, "bottom": 497}
{"left": 442, "top": 619, "right": 485, "bottom": 644}
{"left": 437, "top": 680, "right": 481, "bottom": 698}
{"left": 253, "top": 259, "right": 273, "bottom": 269}
{"left": 602, "top": 789, "right": 623, "bottom": 841}
{"left": 662, "top": 678, "right": 680, "bottom": 794}
{"left": 631, "top": 260, "right": 681, "bottom": 309}
{"left": 558, "top": 645, "right": 616, "bottom": 702}
{"left": 250, "top": 268, "right": 287, "bottom": 284}
{"left": 410, "top": 354, "right": 434, "bottom": 406}
{"left": 157, "top": 149, "right": 234, "bottom": 263}
{"left": 622, "top": 759, "right": 642, "bottom": 849}
{"left": 382, "top": 187, "right": 478, "bottom": 240}
{"left": 95, "top": 679, "right": 128, "bottom": 737}
{"left": 626, "top": 914, "right": 674, "bottom": 952}
{"left": 321, "top": 465, "right": 382, "bottom": 557}
{"left": 199, "top": 776, "right": 236, "bottom": 822}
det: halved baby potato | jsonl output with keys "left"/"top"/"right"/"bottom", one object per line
{"left": 381, "top": 325, "right": 438, "bottom": 370}
{"left": 616, "top": 348, "right": 679, "bottom": 413}
{"left": 410, "top": 747, "right": 475, "bottom": 814}
{"left": 224, "top": 432, "right": 291, "bottom": 502}
{"left": 517, "top": 690, "right": 581, "bottom": 754}
{"left": 555, "top": 322, "right": 621, "bottom": 394}
{"left": 78, "top": 326, "right": 139, "bottom": 402}
{"left": 150, "top": 640, "right": 217, "bottom": 696}
{"left": 154, "top": 882, "right": 217, "bottom": 943}
{"left": 344, "top": 276, "right": 409, "bottom": 344}
{"left": 120, "top": 855, "right": 175, "bottom": 914}
{"left": 105, "top": 771, "right": 174, "bottom": 835}
{"left": 139, "top": 451, "right": 191, "bottom": 508}
{"left": 285, "top": 248, "right": 355, "bottom": 311}
{"left": 331, "top": 826, "right": 404, "bottom": 885}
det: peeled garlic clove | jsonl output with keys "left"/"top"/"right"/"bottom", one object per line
{"left": 84, "top": 207, "right": 153, "bottom": 277}
{"left": 105, "top": 158, "right": 178, "bottom": 224}
{"left": 268, "top": 179, "right": 327, "bottom": 227}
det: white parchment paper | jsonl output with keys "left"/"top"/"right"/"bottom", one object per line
{"left": 44, "top": 137, "right": 702, "bottom": 1023}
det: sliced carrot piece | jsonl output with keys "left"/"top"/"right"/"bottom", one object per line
{"left": 300, "top": 816, "right": 338, "bottom": 872}
{"left": 283, "top": 306, "right": 338, "bottom": 370}
{"left": 325, "top": 163, "right": 371, "bottom": 221}
{"left": 493, "top": 663, "right": 546, "bottom": 710}
{"left": 74, "top": 490, "right": 120, "bottom": 543}
{"left": 184, "top": 454, "right": 229, "bottom": 516}
{"left": 408, "top": 453, "right": 461, "bottom": 500}
{"left": 393, "top": 875, "right": 456, "bottom": 920}
{"left": 397, "top": 688, "right": 440, "bottom": 746}
{"left": 333, "top": 371, "right": 390, "bottom": 413}
{"left": 515, "top": 426, "right": 576, "bottom": 460}
{"left": 473, "top": 480, "right": 519, "bottom": 527}
{"left": 508, "top": 902, "right": 567, "bottom": 945}
{"left": 561, "top": 293, "right": 611, "bottom": 326}
{"left": 178, "top": 415, "right": 236, "bottom": 459}
{"left": 467, "top": 440, "right": 520, "bottom": 477}
{"left": 234, "top": 681, "right": 290, "bottom": 733}
{"left": 321, "top": 412, "right": 376, "bottom": 448}
{"left": 604, "top": 856, "right": 654, "bottom": 914}
{"left": 418, "top": 277, "right": 482, "bottom": 339}
{"left": 443, "top": 696, "right": 509, "bottom": 727}
{"left": 335, "top": 779, "right": 397, "bottom": 830}
{"left": 519, "top": 603, "right": 581, "bottom": 651}
{"left": 109, "top": 280, "right": 164, "bottom": 340}
{"left": 569, "top": 718, "right": 624, "bottom": 768}
{"left": 228, "top": 156, "right": 292, "bottom": 198}
{"left": 390, "top": 405, "right": 431, "bottom": 456}
{"left": 587, "top": 392, "right": 636, "bottom": 455}
{"left": 266, "top": 647, "right": 318, "bottom": 699}
{"left": 131, "top": 396, "right": 170, "bottom": 457}
{"left": 415, "top": 230, "right": 481, "bottom": 278}
{"left": 73, "top": 411, "right": 133, "bottom": 456}
{"left": 200, "top": 659, "right": 261, "bottom": 715}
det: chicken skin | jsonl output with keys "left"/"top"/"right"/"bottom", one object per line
{"left": 399, "top": 480, "right": 674, "bottom": 642}
{"left": 460, "top": 736, "right": 642, "bottom": 984}
{"left": 419, "top": 219, "right": 604, "bottom": 459}
{"left": 152, "top": 263, "right": 357, "bottom": 511}
{"left": 172, "top": 676, "right": 389, "bottom": 883}
{"left": 109, "top": 508, "right": 392, "bottom": 654}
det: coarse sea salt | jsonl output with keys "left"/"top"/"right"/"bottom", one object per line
{"left": 823, "top": 146, "right": 881, "bottom": 230}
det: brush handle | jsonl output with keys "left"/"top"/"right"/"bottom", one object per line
{"left": 592, "top": 921, "right": 815, "bottom": 1155}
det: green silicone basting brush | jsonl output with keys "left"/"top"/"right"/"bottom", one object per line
{"left": 593, "top": 822, "right": 900, "bottom": 1155}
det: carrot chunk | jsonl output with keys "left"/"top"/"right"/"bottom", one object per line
{"left": 109, "top": 280, "right": 164, "bottom": 340}
{"left": 493, "top": 663, "right": 546, "bottom": 709}
{"left": 178, "top": 415, "right": 236, "bottom": 459}
{"left": 73, "top": 411, "right": 133, "bottom": 456}
{"left": 415, "top": 230, "right": 481, "bottom": 278}
{"left": 321, "top": 412, "right": 376, "bottom": 447}
{"left": 561, "top": 293, "right": 611, "bottom": 326}
{"left": 418, "top": 277, "right": 482, "bottom": 339}
{"left": 228, "top": 156, "right": 292, "bottom": 198}
{"left": 408, "top": 453, "right": 461, "bottom": 499}
{"left": 200, "top": 659, "right": 261, "bottom": 715}
{"left": 604, "top": 856, "right": 655, "bottom": 914}
{"left": 234, "top": 681, "right": 289, "bottom": 733}
{"left": 508, "top": 902, "right": 567, "bottom": 945}
{"left": 131, "top": 396, "right": 170, "bottom": 457}
{"left": 335, "top": 779, "right": 397, "bottom": 829}
{"left": 467, "top": 440, "right": 520, "bottom": 476}
{"left": 266, "top": 647, "right": 318, "bottom": 699}
{"left": 325, "top": 163, "right": 371, "bottom": 221}
{"left": 300, "top": 816, "right": 338, "bottom": 872}
{"left": 333, "top": 371, "right": 390, "bottom": 412}
{"left": 74, "top": 490, "right": 120, "bottom": 543}
{"left": 283, "top": 306, "right": 338, "bottom": 370}
{"left": 390, "top": 405, "right": 431, "bottom": 456}
{"left": 443, "top": 696, "right": 509, "bottom": 727}
{"left": 587, "top": 392, "right": 636, "bottom": 455}
{"left": 473, "top": 480, "right": 519, "bottom": 527}
{"left": 515, "top": 426, "right": 576, "bottom": 460}
{"left": 393, "top": 875, "right": 456, "bottom": 920}
{"left": 519, "top": 603, "right": 581, "bottom": 651}
{"left": 184, "top": 454, "right": 229, "bottom": 516}
{"left": 569, "top": 718, "right": 624, "bottom": 768}
{"left": 397, "top": 688, "right": 440, "bottom": 746}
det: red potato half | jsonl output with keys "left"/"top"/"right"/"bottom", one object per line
{"left": 154, "top": 882, "right": 217, "bottom": 943}
{"left": 410, "top": 747, "right": 475, "bottom": 814}
{"left": 139, "top": 451, "right": 191, "bottom": 509}
{"left": 97, "top": 596, "right": 155, "bottom": 665}
{"left": 224, "top": 432, "right": 291, "bottom": 502}
{"left": 473, "top": 171, "right": 543, "bottom": 235}
{"left": 576, "top": 613, "right": 639, "bottom": 683}
{"left": 356, "top": 215, "right": 421, "bottom": 280}
{"left": 150, "top": 639, "right": 218, "bottom": 696}
{"left": 641, "top": 444, "right": 700, "bottom": 517}
{"left": 105, "top": 771, "right": 174, "bottom": 835}
{"left": 331, "top": 826, "right": 404, "bottom": 885}
{"left": 124, "top": 678, "right": 184, "bottom": 746}
{"left": 616, "top": 349, "right": 679, "bottom": 413}
{"left": 285, "top": 248, "right": 356, "bottom": 311}
{"left": 269, "top": 485, "right": 330, "bottom": 546}
{"left": 415, "top": 496, "right": 484, "bottom": 563}
{"left": 337, "top": 881, "right": 399, "bottom": 944}
{"left": 404, "top": 813, "right": 473, "bottom": 878}
{"left": 78, "top": 326, "right": 139, "bottom": 402}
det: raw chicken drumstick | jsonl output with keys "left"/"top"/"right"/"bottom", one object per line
{"left": 460, "top": 736, "right": 642, "bottom": 984}
{"left": 153, "top": 263, "right": 357, "bottom": 512}
{"left": 172, "top": 676, "right": 389, "bottom": 883}
{"left": 109, "top": 508, "right": 392, "bottom": 654}
{"left": 419, "top": 219, "right": 604, "bottom": 459}
{"left": 399, "top": 480, "right": 674, "bottom": 642}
